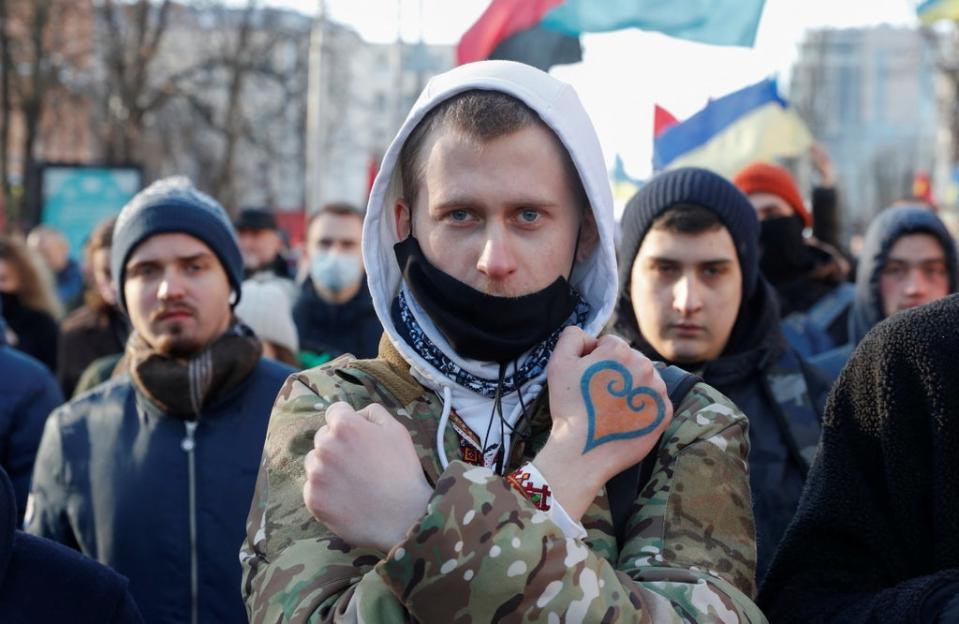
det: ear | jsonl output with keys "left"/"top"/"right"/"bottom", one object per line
{"left": 576, "top": 210, "right": 600, "bottom": 262}
{"left": 394, "top": 200, "right": 412, "bottom": 240}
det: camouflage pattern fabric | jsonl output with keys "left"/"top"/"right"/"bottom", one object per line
{"left": 241, "top": 340, "right": 767, "bottom": 623}
{"left": 763, "top": 349, "right": 822, "bottom": 470}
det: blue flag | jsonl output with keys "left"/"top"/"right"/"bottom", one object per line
{"left": 542, "top": 0, "right": 767, "bottom": 47}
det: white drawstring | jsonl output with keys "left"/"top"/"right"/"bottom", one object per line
{"left": 435, "top": 385, "right": 453, "bottom": 470}
{"left": 434, "top": 381, "right": 543, "bottom": 472}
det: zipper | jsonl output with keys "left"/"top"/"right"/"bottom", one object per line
{"left": 181, "top": 420, "right": 199, "bottom": 624}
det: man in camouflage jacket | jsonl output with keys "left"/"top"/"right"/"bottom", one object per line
{"left": 242, "top": 61, "right": 767, "bottom": 623}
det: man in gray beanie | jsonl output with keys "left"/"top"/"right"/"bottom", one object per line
{"left": 613, "top": 167, "right": 831, "bottom": 583}
{"left": 25, "top": 176, "right": 294, "bottom": 624}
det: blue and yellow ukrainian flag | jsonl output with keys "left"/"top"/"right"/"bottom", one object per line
{"left": 918, "top": 0, "right": 959, "bottom": 25}
{"left": 653, "top": 79, "right": 812, "bottom": 179}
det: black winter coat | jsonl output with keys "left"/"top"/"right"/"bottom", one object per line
{"left": 760, "top": 294, "right": 959, "bottom": 623}
{"left": 0, "top": 293, "right": 59, "bottom": 372}
{"left": 25, "top": 358, "right": 292, "bottom": 624}
{"left": 618, "top": 280, "right": 829, "bottom": 581}
{"left": 293, "top": 278, "right": 382, "bottom": 360}
{"left": 0, "top": 464, "right": 144, "bottom": 623}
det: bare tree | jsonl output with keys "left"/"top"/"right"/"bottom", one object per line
{"left": 97, "top": 0, "right": 178, "bottom": 164}
{"left": 165, "top": 2, "right": 310, "bottom": 211}
{"left": 0, "top": 0, "right": 12, "bottom": 220}
{"left": 2, "top": 0, "right": 90, "bottom": 224}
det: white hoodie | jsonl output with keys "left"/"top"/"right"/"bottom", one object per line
{"left": 362, "top": 61, "right": 618, "bottom": 474}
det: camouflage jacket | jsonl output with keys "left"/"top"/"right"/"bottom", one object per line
{"left": 242, "top": 340, "right": 767, "bottom": 623}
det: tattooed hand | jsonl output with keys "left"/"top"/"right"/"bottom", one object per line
{"left": 535, "top": 326, "right": 672, "bottom": 522}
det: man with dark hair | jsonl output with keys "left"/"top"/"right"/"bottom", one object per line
{"left": 292, "top": 201, "right": 381, "bottom": 363}
{"left": 235, "top": 207, "right": 295, "bottom": 296}
{"left": 56, "top": 215, "right": 130, "bottom": 397}
{"left": 242, "top": 62, "right": 765, "bottom": 622}
{"left": 615, "top": 167, "right": 830, "bottom": 582}
{"left": 26, "top": 177, "right": 293, "bottom": 624}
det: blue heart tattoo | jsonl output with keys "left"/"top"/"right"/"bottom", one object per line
{"left": 580, "top": 360, "right": 666, "bottom": 454}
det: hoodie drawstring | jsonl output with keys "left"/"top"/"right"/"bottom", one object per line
{"left": 435, "top": 385, "right": 454, "bottom": 470}
{"left": 434, "top": 374, "right": 543, "bottom": 474}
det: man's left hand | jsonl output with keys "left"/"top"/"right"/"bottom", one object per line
{"left": 303, "top": 401, "right": 433, "bottom": 553}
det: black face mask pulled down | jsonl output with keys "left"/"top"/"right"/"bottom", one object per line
{"left": 393, "top": 235, "right": 579, "bottom": 364}
{"left": 759, "top": 214, "right": 814, "bottom": 284}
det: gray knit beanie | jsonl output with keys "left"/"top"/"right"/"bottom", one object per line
{"left": 111, "top": 176, "right": 244, "bottom": 311}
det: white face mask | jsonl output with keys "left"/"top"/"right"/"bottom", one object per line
{"left": 310, "top": 252, "right": 362, "bottom": 293}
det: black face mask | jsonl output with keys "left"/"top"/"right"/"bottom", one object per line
{"left": 0, "top": 291, "right": 20, "bottom": 317}
{"left": 759, "top": 214, "right": 813, "bottom": 283}
{"left": 393, "top": 235, "right": 580, "bottom": 364}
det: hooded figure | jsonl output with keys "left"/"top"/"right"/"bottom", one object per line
{"left": 810, "top": 205, "right": 958, "bottom": 380}
{"left": 614, "top": 167, "right": 830, "bottom": 581}
{"left": 243, "top": 62, "right": 766, "bottom": 623}
{"left": 760, "top": 294, "right": 959, "bottom": 623}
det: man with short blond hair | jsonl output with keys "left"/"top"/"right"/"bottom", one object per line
{"left": 242, "top": 62, "right": 765, "bottom": 623}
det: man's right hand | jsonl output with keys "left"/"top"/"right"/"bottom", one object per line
{"left": 534, "top": 327, "right": 672, "bottom": 522}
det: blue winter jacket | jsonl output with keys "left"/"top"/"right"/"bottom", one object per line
{"left": 0, "top": 316, "right": 63, "bottom": 526}
{"left": 25, "top": 358, "right": 292, "bottom": 624}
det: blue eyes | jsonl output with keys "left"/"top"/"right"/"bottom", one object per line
{"left": 443, "top": 209, "right": 542, "bottom": 225}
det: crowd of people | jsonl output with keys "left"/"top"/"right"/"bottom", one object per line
{"left": 2, "top": 60, "right": 958, "bottom": 623}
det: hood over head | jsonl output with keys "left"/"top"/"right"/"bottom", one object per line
{"left": 849, "top": 205, "right": 958, "bottom": 344}
{"left": 362, "top": 61, "right": 617, "bottom": 395}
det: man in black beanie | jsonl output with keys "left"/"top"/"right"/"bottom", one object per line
{"left": 25, "top": 176, "right": 294, "bottom": 624}
{"left": 759, "top": 294, "right": 959, "bottom": 623}
{"left": 613, "top": 167, "right": 831, "bottom": 582}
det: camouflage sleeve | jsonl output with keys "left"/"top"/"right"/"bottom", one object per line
{"left": 374, "top": 385, "right": 766, "bottom": 623}
{"left": 241, "top": 370, "right": 412, "bottom": 623}
{"left": 243, "top": 372, "right": 766, "bottom": 623}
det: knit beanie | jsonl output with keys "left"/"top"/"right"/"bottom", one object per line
{"left": 234, "top": 279, "right": 299, "bottom": 354}
{"left": 111, "top": 176, "right": 244, "bottom": 312}
{"left": 617, "top": 167, "right": 760, "bottom": 301}
{"left": 733, "top": 162, "right": 812, "bottom": 227}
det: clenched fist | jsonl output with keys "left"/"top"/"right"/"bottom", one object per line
{"left": 535, "top": 327, "right": 672, "bottom": 521}
{"left": 303, "top": 401, "right": 433, "bottom": 553}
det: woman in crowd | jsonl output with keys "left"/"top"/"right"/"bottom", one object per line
{"left": 0, "top": 235, "right": 61, "bottom": 371}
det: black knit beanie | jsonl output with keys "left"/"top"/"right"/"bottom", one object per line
{"left": 111, "top": 176, "right": 244, "bottom": 312}
{"left": 617, "top": 167, "right": 759, "bottom": 299}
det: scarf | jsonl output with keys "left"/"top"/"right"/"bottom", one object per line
{"left": 127, "top": 322, "right": 262, "bottom": 418}
{"left": 392, "top": 289, "right": 590, "bottom": 399}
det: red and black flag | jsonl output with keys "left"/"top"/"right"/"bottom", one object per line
{"left": 457, "top": 0, "right": 582, "bottom": 72}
